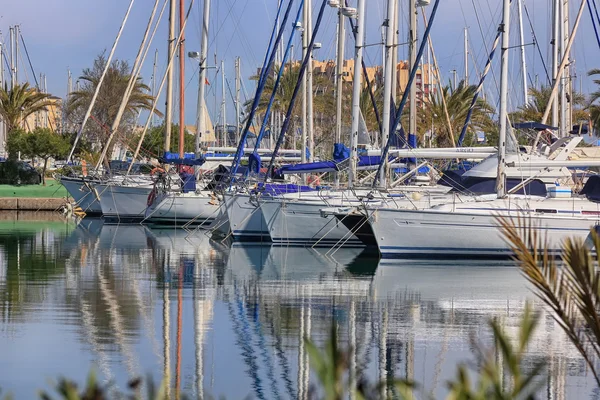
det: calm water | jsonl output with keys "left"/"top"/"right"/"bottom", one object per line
{"left": 0, "top": 214, "right": 597, "bottom": 399}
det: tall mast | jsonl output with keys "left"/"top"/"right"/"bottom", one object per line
{"left": 563, "top": 0, "right": 571, "bottom": 137}
{"left": 559, "top": 0, "right": 566, "bottom": 137}
{"left": 195, "top": 0, "right": 211, "bottom": 155}
{"left": 44, "top": 74, "right": 48, "bottom": 128}
{"left": 380, "top": 0, "right": 396, "bottom": 188}
{"left": 152, "top": 49, "right": 158, "bottom": 125}
{"left": 178, "top": 0, "right": 186, "bottom": 157}
{"left": 391, "top": 0, "right": 399, "bottom": 103}
{"left": 334, "top": 3, "right": 346, "bottom": 187}
{"left": 464, "top": 27, "right": 468, "bottom": 84}
{"left": 9, "top": 27, "right": 15, "bottom": 89}
{"left": 235, "top": 57, "right": 241, "bottom": 146}
{"left": 301, "top": 1, "right": 308, "bottom": 165}
{"left": 517, "top": 0, "right": 528, "bottom": 105}
{"left": 349, "top": 0, "right": 366, "bottom": 187}
{"left": 307, "top": 0, "right": 314, "bottom": 162}
{"left": 67, "top": 69, "right": 72, "bottom": 96}
{"left": 552, "top": 0, "right": 559, "bottom": 129}
{"left": 165, "top": 0, "right": 176, "bottom": 152}
{"left": 14, "top": 26, "right": 19, "bottom": 86}
{"left": 496, "top": 0, "right": 510, "bottom": 198}
{"left": 221, "top": 60, "right": 227, "bottom": 146}
{"left": 409, "top": 0, "right": 417, "bottom": 145}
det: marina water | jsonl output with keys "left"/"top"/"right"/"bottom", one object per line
{"left": 0, "top": 214, "right": 596, "bottom": 398}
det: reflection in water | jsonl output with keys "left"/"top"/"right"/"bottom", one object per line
{"left": 0, "top": 217, "right": 595, "bottom": 399}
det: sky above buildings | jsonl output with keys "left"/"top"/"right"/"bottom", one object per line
{"left": 1, "top": 0, "right": 599, "bottom": 125}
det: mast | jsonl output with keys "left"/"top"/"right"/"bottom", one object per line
{"left": 559, "top": 0, "right": 566, "bottom": 137}
{"left": 552, "top": 0, "right": 559, "bottom": 128}
{"left": 14, "top": 26, "right": 19, "bottom": 86}
{"left": 517, "top": 0, "right": 528, "bottom": 105}
{"left": 0, "top": 42, "right": 3, "bottom": 89}
{"left": 221, "top": 60, "right": 227, "bottom": 146}
{"left": 563, "top": 0, "right": 571, "bottom": 137}
{"left": 152, "top": 49, "right": 158, "bottom": 125}
{"left": 496, "top": 0, "right": 510, "bottom": 198}
{"left": 349, "top": 0, "right": 366, "bottom": 187}
{"left": 539, "top": 0, "right": 585, "bottom": 127}
{"left": 391, "top": 0, "right": 399, "bottom": 103}
{"left": 178, "top": 0, "right": 186, "bottom": 157}
{"left": 43, "top": 74, "right": 48, "bottom": 128}
{"left": 301, "top": 1, "right": 308, "bottom": 165}
{"left": 195, "top": 0, "right": 211, "bottom": 155}
{"left": 380, "top": 0, "right": 396, "bottom": 188}
{"left": 67, "top": 69, "right": 72, "bottom": 96}
{"left": 165, "top": 0, "right": 176, "bottom": 152}
{"left": 307, "top": 0, "right": 314, "bottom": 162}
{"left": 464, "top": 27, "right": 468, "bottom": 84}
{"left": 235, "top": 57, "right": 241, "bottom": 146}
{"left": 334, "top": 2, "right": 345, "bottom": 187}
{"left": 409, "top": 0, "right": 417, "bottom": 153}
{"left": 9, "top": 27, "right": 15, "bottom": 89}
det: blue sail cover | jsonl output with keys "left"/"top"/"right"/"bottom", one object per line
{"left": 254, "top": 183, "right": 318, "bottom": 196}
{"left": 248, "top": 152, "right": 262, "bottom": 174}
{"left": 277, "top": 161, "right": 338, "bottom": 174}
{"left": 160, "top": 152, "right": 205, "bottom": 166}
{"left": 581, "top": 175, "right": 600, "bottom": 202}
{"left": 333, "top": 143, "right": 350, "bottom": 162}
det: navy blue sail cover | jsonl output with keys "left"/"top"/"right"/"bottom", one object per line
{"left": 581, "top": 175, "right": 600, "bottom": 203}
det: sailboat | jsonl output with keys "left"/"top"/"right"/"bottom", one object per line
{"left": 353, "top": 0, "right": 600, "bottom": 258}
{"left": 145, "top": 100, "right": 221, "bottom": 226}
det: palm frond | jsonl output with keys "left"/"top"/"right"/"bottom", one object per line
{"left": 497, "top": 215, "right": 600, "bottom": 386}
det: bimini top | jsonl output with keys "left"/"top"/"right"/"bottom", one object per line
{"left": 512, "top": 122, "right": 558, "bottom": 131}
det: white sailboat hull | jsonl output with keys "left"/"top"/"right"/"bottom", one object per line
{"left": 59, "top": 176, "right": 103, "bottom": 215}
{"left": 261, "top": 199, "right": 365, "bottom": 247}
{"left": 370, "top": 198, "right": 600, "bottom": 258}
{"left": 223, "top": 194, "right": 270, "bottom": 242}
{"left": 145, "top": 192, "right": 220, "bottom": 225}
{"left": 97, "top": 183, "right": 153, "bottom": 222}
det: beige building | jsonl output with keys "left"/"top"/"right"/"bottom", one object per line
{"left": 262, "top": 59, "right": 438, "bottom": 105}
{"left": 22, "top": 95, "right": 63, "bottom": 133}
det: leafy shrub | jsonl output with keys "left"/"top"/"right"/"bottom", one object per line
{"left": 0, "top": 160, "right": 41, "bottom": 185}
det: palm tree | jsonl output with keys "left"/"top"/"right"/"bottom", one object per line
{"left": 511, "top": 85, "right": 587, "bottom": 133}
{"left": 586, "top": 69, "right": 600, "bottom": 134}
{"left": 66, "top": 53, "right": 161, "bottom": 149}
{"left": 417, "top": 81, "right": 495, "bottom": 147}
{"left": 0, "top": 82, "right": 54, "bottom": 132}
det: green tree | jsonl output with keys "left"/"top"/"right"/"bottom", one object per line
{"left": 0, "top": 82, "right": 54, "bottom": 132}
{"left": 7, "top": 128, "right": 70, "bottom": 184}
{"left": 417, "top": 81, "right": 495, "bottom": 147}
{"left": 586, "top": 68, "right": 600, "bottom": 134}
{"left": 65, "top": 52, "right": 162, "bottom": 159}
{"left": 126, "top": 124, "right": 195, "bottom": 158}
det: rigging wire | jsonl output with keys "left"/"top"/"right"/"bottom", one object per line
{"left": 19, "top": 30, "right": 58, "bottom": 132}
{"left": 523, "top": 2, "right": 551, "bottom": 85}
{"left": 18, "top": 33, "right": 38, "bottom": 89}
{"left": 586, "top": 0, "right": 600, "bottom": 51}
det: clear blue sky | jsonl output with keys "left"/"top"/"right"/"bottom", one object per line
{"left": 1, "top": 0, "right": 599, "bottom": 125}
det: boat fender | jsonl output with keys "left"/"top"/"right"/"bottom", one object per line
{"left": 147, "top": 188, "right": 157, "bottom": 206}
